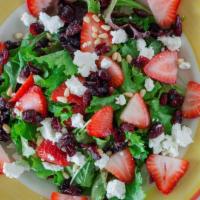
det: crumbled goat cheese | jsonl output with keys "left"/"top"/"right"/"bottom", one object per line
{"left": 71, "top": 113, "right": 85, "bottom": 128}
{"left": 39, "top": 12, "right": 64, "bottom": 34}
{"left": 3, "top": 161, "right": 30, "bottom": 179}
{"left": 149, "top": 133, "right": 166, "bottom": 154}
{"left": 21, "top": 137, "right": 35, "bottom": 158}
{"left": 65, "top": 76, "right": 87, "bottom": 97}
{"left": 39, "top": 118, "right": 62, "bottom": 143}
{"left": 106, "top": 179, "right": 126, "bottom": 200}
{"left": 158, "top": 35, "right": 182, "bottom": 51}
{"left": 144, "top": 78, "right": 155, "bottom": 92}
{"left": 136, "top": 39, "right": 154, "bottom": 59}
{"left": 21, "top": 12, "right": 37, "bottom": 27}
{"left": 69, "top": 152, "right": 86, "bottom": 167}
{"left": 178, "top": 58, "right": 191, "bottom": 70}
{"left": 100, "top": 58, "right": 112, "bottom": 69}
{"left": 115, "top": 95, "right": 126, "bottom": 106}
{"left": 73, "top": 50, "right": 99, "bottom": 77}
{"left": 42, "top": 162, "right": 63, "bottom": 171}
{"left": 111, "top": 29, "right": 128, "bottom": 44}
{"left": 95, "top": 154, "right": 110, "bottom": 169}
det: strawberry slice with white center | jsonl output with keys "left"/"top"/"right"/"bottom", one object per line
{"left": 16, "top": 85, "right": 47, "bottom": 117}
{"left": 182, "top": 81, "right": 200, "bottom": 118}
{"left": 120, "top": 93, "right": 150, "bottom": 129}
{"left": 144, "top": 51, "right": 178, "bottom": 84}
{"left": 51, "top": 192, "right": 88, "bottom": 200}
{"left": 146, "top": 154, "right": 189, "bottom": 194}
{"left": 36, "top": 140, "right": 69, "bottom": 167}
{"left": 81, "top": 13, "right": 112, "bottom": 52}
{"left": 26, "top": 0, "right": 53, "bottom": 17}
{"left": 105, "top": 148, "right": 135, "bottom": 183}
{"left": 0, "top": 145, "right": 10, "bottom": 174}
{"left": 147, "top": 0, "right": 181, "bottom": 28}
{"left": 99, "top": 56, "right": 124, "bottom": 88}
{"left": 86, "top": 106, "right": 113, "bottom": 138}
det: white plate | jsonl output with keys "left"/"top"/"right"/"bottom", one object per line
{"left": 0, "top": 4, "right": 200, "bottom": 199}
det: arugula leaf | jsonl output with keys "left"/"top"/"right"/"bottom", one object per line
{"left": 87, "top": 0, "right": 100, "bottom": 14}
{"left": 73, "top": 128, "right": 94, "bottom": 144}
{"left": 149, "top": 40, "right": 163, "bottom": 55}
{"left": 91, "top": 172, "right": 107, "bottom": 200}
{"left": 119, "top": 40, "right": 139, "bottom": 58}
{"left": 72, "top": 158, "right": 96, "bottom": 187}
{"left": 53, "top": 171, "right": 65, "bottom": 186}
{"left": 0, "top": 72, "right": 10, "bottom": 97}
{"left": 143, "top": 82, "right": 162, "bottom": 101}
{"left": 131, "top": 67, "right": 146, "bottom": 91}
{"left": 93, "top": 136, "right": 112, "bottom": 149}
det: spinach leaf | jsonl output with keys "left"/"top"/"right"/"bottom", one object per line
{"left": 119, "top": 40, "right": 139, "bottom": 58}
{"left": 0, "top": 72, "right": 10, "bottom": 97}
{"left": 53, "top": 171, "right": 65, "bottom": 186}
{"left": 131, "top": 67, "right": 146, "bottom": 91}
{"left": 73, "top": 128, "right": 94, "bottom": 144}
{"left": 143, "top": 82, "right": 162, "bottom": 101}
{"left": 87, "top": 0, "right": 100, "bottom": 14}
{"left": 94, "top": 136, "right": 112, "bottom": 149}
{"left": 149, "top": 40, "right": 163, "bottom": 55}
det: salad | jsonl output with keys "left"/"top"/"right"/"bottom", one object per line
{"left": 0, "top": 0, "right": 200, "bottom": 199}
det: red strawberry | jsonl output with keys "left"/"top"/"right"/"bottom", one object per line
{"left": 99, "top": 56, "right": 124, "bottom": 88}
{"left": 86, "top": 106, "right": 113, "bottom": 138}
{"left": 26, "top": 0, "right": 53, "bottom": 17}
{"left": 120, "top": 93, "right": 150, "bottom": 129}
{"left": 16, "top": 85, "right": 47, "bottom": 117}
{"left": 51, "top": 192, "right": 88, "bottom": 200}
{"left": 182, "top": 81, "right": 200, "bottom": 118}
{"left": 36, "top": 140, "right": 69, "bottom": 167}
{"left": 105, "top": 149, "right": 135, "bottom": 183}
{"left": 147, "top": 0, "right": 181, "bottom": 28}
{"left": 146, "top": 154, "right": 189, "bottom": 194}
{"left": 10, "top": 75, "right": 34, "bottom": 103}
{"left": 144, "top": 51, "right": 178, "bottom": 84}
{"left": 81, "top": 13, "right": 112, "bottom": 52}
{"left": 0, "top": 145, "right": 10, "bottom": 174}
{"left": 51, "top": 83, "right": 68, "bottom": 102}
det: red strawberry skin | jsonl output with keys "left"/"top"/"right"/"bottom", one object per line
{"left": 105, "top": 148, "right": 135, "bottom": 183}
{"left": 51, "top": 192, "right": 88, "bottom": 200}
{"left": 146, "top": 154, "right": 189, "bottom": 194}
{"left": 86, "top": 106, "right": 113, "bottom": 138}
{"left": 120, "top": 93, "right": 150, "bottom": 129}
{"left": 36, "top": 140, "right": 69, "bottom": 167}
{"left": 51, "top": 83, "right": 68, "bottom": 102}
{"left": 0, "top": 145, "right": 10, "bottom": 174}
{"left": 16, "top": 85, "right": 47, "bottom": 117}
{"left": 182, "top": 81, "right": 200, "bottom": 118}
{"left": 147, "top": 0, "right": 181, "bottom": 28}
{"left": 81, "top": 13, "right": 112, "bottom": 52}
{"left": 144, "top": 51, "right": 178, "bottom": 84}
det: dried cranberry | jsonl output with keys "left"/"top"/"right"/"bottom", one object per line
{"left": 148, "top": 123, "right": 164, "bottom": 139}
{"left": 132, "top": 56, "right": 149, "bottom": 68}
{"left": 100, "top": 0, "right": 111, "bottom": 9}
{"left": 51, "top": 117, "right": 62, "bottom": 132}
{"left": 173, "top": 15, "right": 182, "bottom": 36}
{"left": 0, "top": 98, "right": 7, "bottom": 110}
{"left": 95, "top": 43, "right": 111, "bottom": 56}
{"left": 113, "top": 129, "right": 125, "bottom": 143}
{"left": 98, "top": 70, "right": 110, "bottom": 81}
{"left": 82, "top": 90, "right": 92, "bottom": 107}
{"left": 171, "top": 110, "right": 182, "bottom": 124}
{"left": 59, "top": 180, "right": 82, "bottom": 195}
{"left": 149, "top": 23, "right": 165, "bottom": 37}
{"left": 159, "top": 93, "right": 168, "bottom": 106}
{"left": 22, "top": 110, "right": 43, "bottom": 124}
{"left": 58, "top": 4, "right": 74, "bottom": 24}
{"left": 167, "top": 89, "right": 184, "bottom": 108}
{"left": 5, "top": 40, "right": 20, "bottom": 50}
{"left": 112, "top": 141, "right": 128, "bottom": 153}
{"left": 65, "top": 20, "right": 81, "bottom": 37}
{"left": 133, "top": 9, "right": 149, "bottom": 18}
{"left": 29, "top": 23, "right": 44, "bottom": 36}
{"left": 120, "top": 122, "right": 135, "bottom": 133}
{"left": 73, "top": 1, "right": 87, "bottom": 23}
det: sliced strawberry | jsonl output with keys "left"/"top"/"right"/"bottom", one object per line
{"left": 182, "top": 81, "right": 200, "bottom": 118}
{"left": 51, "top": 83, "right": 68, "bottom": 102}
{"left": 144, "top": 51, "right": 178, "bottom": 84}
{"left": 36, "top": 140, "right": 68, "bottom": 166}
{"left": 16, "top": 85, "right": 47, "bottom": 117}
{"left": 99, "top": 56, "right": 124, "bottom": 88}
{"left": 81, "top": 13, "right": 112, "bottom": 52}
{"left": 146, "top": 154, "right": 189, "bottom": 194}
{"left": 147, "top": 0, "right": 181, "bottom": 28}
{"left": 105, "top": 148, "right": 135, "bottom": 183}
{"left": 120, "top": 93, "right": 150, "bottom": 129}
{"left": 26, "top": 0, "right": 53, "bottom": 17}
{"left": 0, "top": 145, "right": 10, "bottom": 174}
{"left": 51, "top": 192, "right": 88, "bottom": 200}
{"left": 86, "top": 106, "right": 113, "bottom": 138}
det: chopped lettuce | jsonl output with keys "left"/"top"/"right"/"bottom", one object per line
{"left": 87, "top": 0, "right": 100, "bottom": 14}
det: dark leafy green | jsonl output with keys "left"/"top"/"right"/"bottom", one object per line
{"left": 119, "top": 40, "right": 139, "bottom": 58}
{"left": 73, "top": 128, "right": 94, "bottom": 144}
{"left": 87, "top": 0, "right": 100, "bottom": 14}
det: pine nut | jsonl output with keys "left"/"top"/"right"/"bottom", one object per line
{"left": 126, "top": 54, "right": 133, "bottom": 64}
{"left": 6, "top": 87, "right": 12, "bottom": 97}
{"left": 14, "top": 32, "right": 24, "bottom": 40}
{"left": 2, "top": 124, "right": 11, "bottom": 134}
{"left": 117, "top": 53, "right": 122, "bottom": 62}
{"left": 112, "top": 52, "right": 118, "bottom": 61}
{"left": 140, "top": 89, "right": 146, "bottom": 97}
{"left": 124, "top": 92, "right": 134, "bottom": 98}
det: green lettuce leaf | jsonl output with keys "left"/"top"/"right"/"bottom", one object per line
{"left": 73, "top": 128, "right": 94, "bottom": 144}
{"left": 87, "top": 0, "right": 100, "bottom": 14}
{"left": 119, "top": 40, "right": 139, "bottom": 58}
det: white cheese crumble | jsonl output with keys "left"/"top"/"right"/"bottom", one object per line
{"left": 95, "top": 154, "right": 110, "bottom": 169}
{"left": 144, "top": 78, "right": 155, "bottom": 92}
{"left": 3, "top": 161, "right": 30, "bottom": 179}
{"left": 178, "top": 58, "right": 191, "bottom": 70}
{"left": 39, "top": 118, "right": 62, "bottom": 143}
{"left": 42, "top": 162, "right": 63, "bottom": 171}
{"left": 158, "top": 35, "right": 182, "bottom": 51}
{"left": 21, "top": 12, "right": 37, "bottom": 27}
{"left": 71, "top": 113, "right": 85, "bottom": 128}
{"left": 17, "top": 76, "right": 26, "bottom": 84}
{"left": 100, "top": 58, "right": 112, "bottom": 69}
{"left": 106, "top": 179, "right": 126, "bottom": 200}
{"left": 111, "top": 29, "right": 128, "bottom": 44}
{"left": 115, "top": 95, "right": 126, "bottom": 106}
{"left": 39, "top": 12, "right": 64, "bottom": 34}
{"left": 69, "top": 152, "right": 86, "bottom": 167}
{"left": 21, "top": 137, "right": 35, "bottom": 158}
{"left": 149, "top": 133, "right": 166, "bottom": 154}
{"left": 73, "top": 50, "right": 99, "bottom": 77}
{"left": 136, "top": 39, "right": 154, "bottom": 59}
{"left": 65, "top": 76, "right": 87, "bottom": 97}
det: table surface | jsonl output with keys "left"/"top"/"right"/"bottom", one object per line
{"left": 0, "top": 0, "right": 200, "bottom": 200}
